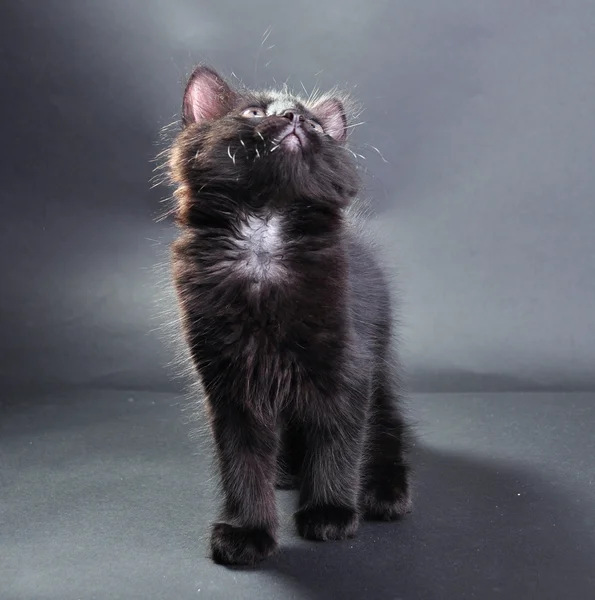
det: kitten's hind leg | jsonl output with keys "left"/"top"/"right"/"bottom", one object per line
{"left": 360, "top": 371, "right": 412, "bottom": 521}
{"left": 276, "top": 421, "right": 305, "bottom": 490}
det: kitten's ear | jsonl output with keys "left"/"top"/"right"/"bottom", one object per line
{"left": 312, "top": 98, "right": 348, "bottom": 142}
{"left": 182, "top": 65, "right": 238, "bottom": 126}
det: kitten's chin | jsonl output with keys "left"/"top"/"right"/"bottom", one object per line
{"left": 281, "top": 133, "right": 303, "bottom": 152}
{"left": 275, "top": 125, "right": 308, "bottom": 154}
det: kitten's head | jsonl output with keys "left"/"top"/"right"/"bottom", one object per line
{"left": 169, "top": 66, "right": 359, "bottom": 218}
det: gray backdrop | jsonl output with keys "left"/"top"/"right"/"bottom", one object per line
{"left": 2, "top": 0, "right": 594, "bottom": 393}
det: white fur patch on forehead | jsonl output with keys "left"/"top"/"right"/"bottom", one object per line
{"left": 265, "top": 93, "right": 299, "bottom": 116}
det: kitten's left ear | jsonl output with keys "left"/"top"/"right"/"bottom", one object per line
{"left": 312, "top": 98, "right": 348, "bottom": 142}
{"left": 182, "top": 65, "right": 238, "bottom": 126}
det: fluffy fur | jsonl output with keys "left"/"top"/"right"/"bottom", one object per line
{"left": 164, "top": 65, "right": 411, "bottom": 566}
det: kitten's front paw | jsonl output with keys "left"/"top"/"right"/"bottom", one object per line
{"left": 295, "top": 505, "right": 359, "bottom": 541}
{"left": 361, "top": 479, "right": 412, "bottom": 521}
{"left": 210, "top": 523, "right": 278, "bottom": 566}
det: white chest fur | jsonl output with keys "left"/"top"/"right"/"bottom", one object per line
{"left": 232, "top": 214, "right": 285, "bottom": 282}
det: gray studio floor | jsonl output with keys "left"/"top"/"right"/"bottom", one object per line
{"left": 2, "top": 388, "right": 594, "bottom": 600}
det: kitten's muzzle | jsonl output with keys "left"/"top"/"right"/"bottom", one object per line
{"left": 278, "top": 110, "right": 308, "bottom": 148}
{"left": 255, "top": 112, "right": 308, "bottom": 148}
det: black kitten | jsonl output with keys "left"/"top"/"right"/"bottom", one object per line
{"left": 166, "top": 65, "right": 411, "bottom": 566}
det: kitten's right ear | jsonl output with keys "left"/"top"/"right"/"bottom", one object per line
{"left": 182, "top": 65, "right": 238, "bottom": 126}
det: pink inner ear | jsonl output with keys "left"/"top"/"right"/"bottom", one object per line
{"left": 313, "top": 98, "right": 347, "bottom": 142}
{"left": 182, "top": 66, "right": 236, "bottom": 125}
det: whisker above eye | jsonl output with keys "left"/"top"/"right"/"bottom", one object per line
{"left": 344, "top": 121, "right": 365, "bottom": 130}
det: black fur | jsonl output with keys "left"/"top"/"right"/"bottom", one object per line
{"left": 165, "top": 66, "right": 411, "bottom": 566}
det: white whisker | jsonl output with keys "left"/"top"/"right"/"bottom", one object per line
{"left": 364, "top": 143, "right": 389, "bottom": 163}
{"left": 257, "top": 131, "right": 264, "bottom": 141}
{"left": 345, "top": 121, "right": 365, "bottom": 130}
{"left": 255, "top": 147, "right": 260, "bottom": 158}
{"left": 254, "top": 26, "right": 273, "bottom": 84}
{"left": 262, "top": 25, "right": 273, "bottom": 45}
{"left": 227, "top": 146, "right": 233, "bottom": 161}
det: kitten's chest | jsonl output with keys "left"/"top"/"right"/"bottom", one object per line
{"left": 224, "top": 214, "right": 286, "bottom": 283}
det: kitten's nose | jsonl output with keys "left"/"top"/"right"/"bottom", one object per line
{"left": 280, "top": 109, "right": 305, "bottom": 124}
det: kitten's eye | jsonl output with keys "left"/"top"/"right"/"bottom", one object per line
{"left": 242, "top": 107, "right": 267, "bottom": 119}
{"left": 307, "top": 119, "right": 324, "bottom": 134}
